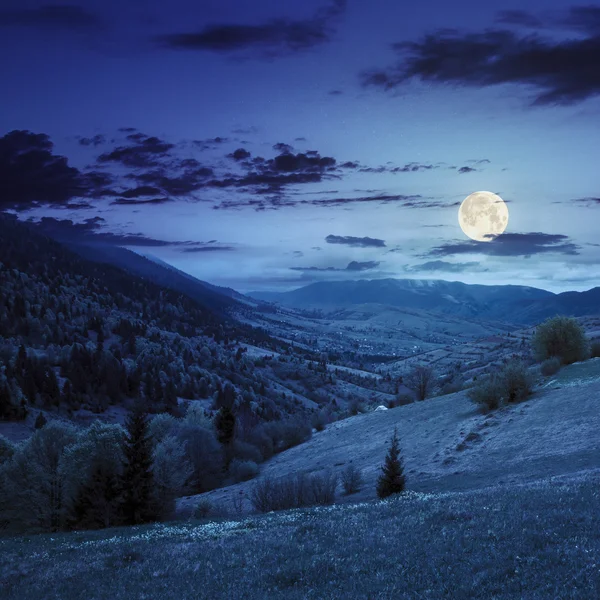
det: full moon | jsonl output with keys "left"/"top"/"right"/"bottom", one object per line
{"left": 458, "top": 191, "right": 509, "bottom": 242}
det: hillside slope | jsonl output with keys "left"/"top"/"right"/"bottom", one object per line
{"left": 179, "top": 362, "right": 600, "bottom": 514}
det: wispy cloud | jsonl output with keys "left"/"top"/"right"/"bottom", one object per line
{"left": 156, "top": 0, "right": 347, "bottom": 58}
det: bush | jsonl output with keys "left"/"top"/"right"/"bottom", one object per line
{"left": 394, "top": 393, "right": 414, "bottom": 407}
{"left": 468, "top": 360, "right": 533, "bottom": 411}
{"left": 341, "top": 464, "right": 364, "bottom": 495}
{"left": 502, "top": 360, "right": 533, "bottom": 403}
{"left": 250, "top": 470, "right": 338, "bottom": 513}
{"left": 193, "top": 500, "right": 212, "bottom": 519}
{"left": 540, "top": 357, "right": 561, "bottom": 376}
{"left": 0, "top": 434, "right": 15, "bottom": 466}
{"left": 590, "top": 340, "right": 600, "bottom": 358}
{"left": 532, "top": 316, "right": 589, "bottom": 365}
{"left": 229, "top": 459, "right": 259, "bottom": 483}
{"left": 231, "top": 439, "right": 263, "bottom": 464}
{"left": 312, "top": 410, "right": 328, "bottom": 432}
{"left": 468, "top": 377, "right": 504, "bottom": 411}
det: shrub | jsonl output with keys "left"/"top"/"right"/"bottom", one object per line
{"left": 250, "top": 471, "right": 338, "bottom": 513}
{"left": 590, "top": 340, "right": 600, "bottom": 358}
{"left": 532, "top": 316, "right": 589, "bottom": 365}
{"left": 312, "top": 410, "right": 328, "bottom": 432}
{"left": 502, "top": 360, "right": 533, "bottom": 403}
{"left": 540, "top": 356, "right": 561, "bottom": 376}
{"left": 394, "top": 393, "right": 414, "bottom": 407}
{"left": 231, "top": 439, "right": 263, "bottom": 464}
{"left": 341, "top": 464, "right": 364, "bottom": 495}
{"left": 0, "top": 434, "right": 15, "bottom": 466}
{"left": 229, "top": 459, "right": 259, "bottom": 483}
{"left": 376, "top": 428, "right": 405, "bottom": 499}
{"left": 193, "top": 500, "right": 212, "bottom": 519}
{"left": 468, "top": 360, "right": 533, "bottom": 411}
{"left": 34, "top": 413, "right": 47, "bottom": 430}
{"left": 468, "top": 376, "right": 504, "bottom": 411}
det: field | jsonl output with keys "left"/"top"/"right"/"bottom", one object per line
{"left": 1, "top": 473, "right": 599, "bottom": 599}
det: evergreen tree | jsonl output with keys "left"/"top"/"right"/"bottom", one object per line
{"left": 215, "top": 406, "right": 235, "bottom": 446}
{"left": 376, "top": 428, "right": 406, "bottom": 499}
{"left": 120, "top": 405, "right": 156, "bottom": 525}
{"left": 72, "top": 462, "right": 122, "bottom": 530}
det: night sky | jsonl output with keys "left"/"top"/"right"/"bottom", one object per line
{"left": 1, "top": 1, "right": 599, "bottom": 293}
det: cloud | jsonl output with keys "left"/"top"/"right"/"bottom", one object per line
{"left": 325, "top": 235, "right": 386, "bottom": 248}
{"left": 572, "top": 197, "right": 600, "bottom": 206}
{"left": 78, "top": 134, "right": 106, "bottom": 147}
{"left": 0, "top": 5, "right": 103, "bottom": 30}
{"left": 426, "top": 232, "right": 580, "bottom": 258}
{"left": 405, "top": 260, "right": 484, "bottom": 273}
{"left": 497, "top": 6, "right": 600, "bottom": 36}
{"left": 98, "top": 134, "right": 175, "bottom": 168}
{"left": 0, "top": 130, "right": 85, "bottom": 209}
{"left": 290, "top": 260, "right": 380, "bottom": 272}
{"left": 156, "top": 0, "right": 346, "bottom": 57}
{"left": 458, "top": 166, "right": 477, "bottom": 174}
{"left": 110, "top": 197, "right": 170, "bottom": 206}
{"left": 181, "top": 246, "right": 235, "bottom": 253}
{"left": 228, "top": 148, "right": 251, "bottom": 161}
{"left": 362, "top": 10, "right": 600, "bottom": 105}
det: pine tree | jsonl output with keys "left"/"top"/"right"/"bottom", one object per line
{"left": 73, "top": 462, "right": 122, "bottom": 530}
{"left": 120, "top": 405, "right": 156, "bottom": 525}
{"left": 215, "top": 406, "right": 235, "bottom": 446}
{"left": 376, "top": 428, "right": 406, "bottom": 499}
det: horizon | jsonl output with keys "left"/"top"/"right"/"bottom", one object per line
{"left": 2, "top": 0, "right": 599, "bottom": 293}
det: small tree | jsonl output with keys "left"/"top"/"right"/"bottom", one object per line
{"left": 376, "top": 428, "right": 406, "bottom": 499}
{"left": 532, "top": 316, "right": 588, "bottom": 365}
{"left": 120, "top": 405, "right": 156, "bottom": 525}
{"left": 341, "top": 464, "right": 364, "bottom": 495}
{"left": 405, "top": 365, "right": 435, "bottom": 401}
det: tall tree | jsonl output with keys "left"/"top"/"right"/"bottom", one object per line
{"left": 120, "top": 405, "right": 156, "bottom": 525}
{"left": 376, "top": 428, "right": 406, "bottom": 499}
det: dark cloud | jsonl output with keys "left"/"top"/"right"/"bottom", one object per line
{"left": 426, "top": 232, "right": 580, "bottom": 258}
{"left": 405, "top": 260, "right": 483, "bottom": 273}
{"left": 362, "top": 11, "right": 600, "bottom": 106}
{"left": 156, "top": 0, "right": 347, "bottom": 57}
{"left": 572, "top": 197, "right": 600, "bottom": 206}
{"left": 458, "top": 166, "right": 477, "bottom": 174}
{"left": 497, "top": 6, "right": 600, "bottom": 36}
{"left": 325, "top": 235, "right": 386, "bottom": 248}
{"left": 181, "top": 246, "right": 235, "bottom": 253}
{"left": 110, "top": 197, "right": 170, "bottom": 206}
{"left": 273, "top": 142, "right": 293, "bottom": 154}
{"left": 0, "top": 5, "right": 103, "bottom": 30}
{"left": 359, "top": 162, "right": 439, "bottom": 174}
{"left": 290, "top": 260, "right": 380, "bottom": 272}
{"left": 329, "top": 89, "right": 343, "bottom": 96}
{"left": 29, "top": 216, "right": 194, "bottom": 247}
{"left": 0, "top": 130, "right": 85, "bottom": 209}
{"left": 495, "top": 10, "right": 543, "bottom": 28}
{"left": 228, "top": 148, "right": 251, "bottom": 161}
{"left": 118, "top": 127, "right": 137, "bottom": 133}
{"left": 78, "top": 134, "right": 106, "bottom": 147}
{"left": 98, "top": 134, "right": 175, "bottom": 168}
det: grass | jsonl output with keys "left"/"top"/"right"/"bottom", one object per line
{"left": 543, "top": 357, "right": 600, "bottom": 388}
{"left": 1, "top": 474, "right": 599, "bottom": 599}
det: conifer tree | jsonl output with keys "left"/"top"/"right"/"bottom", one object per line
{"left": 120, "top": 405, "right": 156, "bottom": 525}
{"left": 73, "top": 462, "right": 122, "bottom": 530}
{"left": 376, "top": 428, "right": 406, "bottom": 499}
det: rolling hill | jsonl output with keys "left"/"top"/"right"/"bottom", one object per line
{"left": 249, "top": 278, "right": 600, "bottom": 324}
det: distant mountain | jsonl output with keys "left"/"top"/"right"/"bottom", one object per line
{"left": 249, "top": 278, "right": 600, "bottom": 324}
